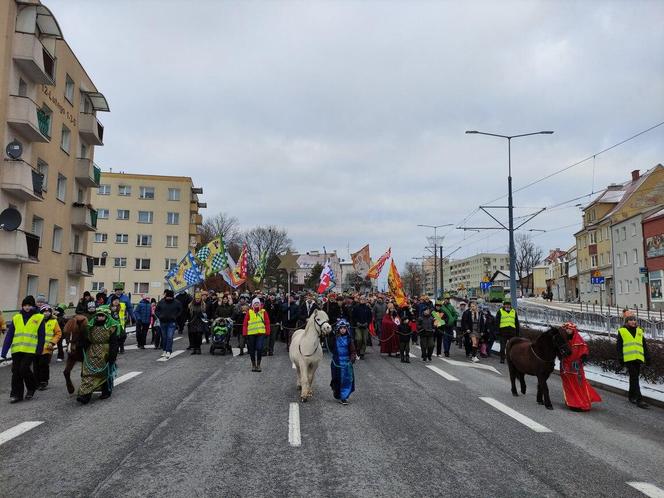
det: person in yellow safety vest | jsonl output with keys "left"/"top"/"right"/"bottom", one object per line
{"left": 242, "top": 298, "right": 271, "bottom": 372}
{"left": 33, "top": 304, "right": 62, "bottom": 391}
{"left": 494, "top": 298, "right": 520, "bottom": 364}
{"left": 0, "top": 296, "right": 45, "bottom": 403}
{"left": 617, "top": 315, "right": 651, "bottom": 409}
{"left": 109, "top": 296, "right": 128, "bottom": 353}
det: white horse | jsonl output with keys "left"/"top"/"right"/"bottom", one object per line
{"left": 289, "top": 309, "right": 332, "bottom": 402}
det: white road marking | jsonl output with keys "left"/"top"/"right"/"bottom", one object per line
{"left": 0, "top": 421, "right": 44, "bottom": 446}
{"left": 232, "top": 347, "right": 241, "bottom": 357}
{"left": 288, "top": 402, "right": 301, "bottom": 447}
{"left": 0, "top": 360, "right": 12, "bottom": 368}
{"left": 479, "top": 397, "right": 552, "bottom": 433}
{"left": 156, "top": 350, "right": 185, "bottom": 362}
{"left": 426, "top": 365, "right": 459, "bottom": 381}
{"left": 409, "top": 353, "right": 417, "bottom": 358}
{"left": 627, "top": 482, "right": 664, "bottom": 498}
{"left": 440, "top": 357, "right": 502, "bottom": 375}
{"left": 114, "top": 371, "right": 142, "bottom": 386}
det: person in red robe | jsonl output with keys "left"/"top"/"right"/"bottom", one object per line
{"left": 560, "top": 322, "right": 601, "bottom": 411}
{"left": 380, "top": 303, "right": 401, "bottom": 357}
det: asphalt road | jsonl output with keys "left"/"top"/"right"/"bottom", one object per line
{"left": 1, "top": 330, "right": 663, "bottom": 498}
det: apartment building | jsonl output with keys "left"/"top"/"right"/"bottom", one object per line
{"left": 293, "top": 250, "right": 341, "bottom": 288}
{"left": 0, "top": 0, "right": 108, "bottom": 309}
{"left": 644, "top": 207, "right": 664, "bottom": 311}
{"left": 447, "top": 253, "right": 510, "bottom": 297}
{"left": 84, "top": 172, "right": 205, "bottom": 300}
{"left": 576, "top": 166, "right": 664, "bottom": 305}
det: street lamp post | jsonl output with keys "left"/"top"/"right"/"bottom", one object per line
{"left": 417, "top": 224, "right": 452, "bottom": 298}
{"left": 465, "top": 130, "right": 553, "bottom": 307}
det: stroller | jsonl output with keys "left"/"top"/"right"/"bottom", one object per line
{"left": 210, "top": 317, "right": 233, "bottom": 355}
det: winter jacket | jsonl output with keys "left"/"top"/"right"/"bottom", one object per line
{"left": 215, "top": 303, "right": 234, "bottom": 319}
{"left": 440, "top": 303, "right": 458, "bottom": 327}
{"left": 351, "top": 303, "right": 373, "bottom": 327}
{"left": 372, "top": 301, "right": 387, "bottom": 322}
{"left": 417, "top": 314, "right": 435, "bottom": 337}
{"left": 324, "top": 301, "right": 341, "bottom": 324}
{"left": 155, "top": 297, "right": 183, "bottom": 323}
{"left": 283, "top": 302, "right": 300, "bottom": 328}
{"left": 299, "top": 301, "right": 319, "bottom": 322}
{"left": 1, "top": 309, "right": 45, "bottom": 357}
{"left": 107, "top": 292, "right": 135, "bottom": 321}
{"left": 188, "top": 302, "right": 208, "bottom": 334}
{"left": 134, "top": 299, "right": 152, "bottom": 324}
{"left": 264, "top": 300, "right": 282, "bottom": 323}
{"left": 38, "top": 317, "right": 62, "bottom": 355}
{"left": 325, "top": 332, "right": 357, "bottom": 361}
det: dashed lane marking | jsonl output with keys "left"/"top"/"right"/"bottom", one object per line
{"left": 440, "top": 357, "right": 502, "bottom": 375}
{"left": 479, "top": 397, "right": 552, "bottom": 433}
{"left": 627, "top": 482, "right": 664, "bottom": 498}
{"left": 124, "top": 337, "right": 181, "bottom": 351}
{"left": 0, "top": 421, "right": 44, "bottom": 446}
{"left": 426, "top": 365, "right": 459, "bottom": 381}
{"left": 288, "top": 402, "right": 301, "bottom": 447}
{"left": 156, "top": 350, "right": 185, "bottom": 362}
{"left": 114, "top": 371, "right": 142, "bottom": 386}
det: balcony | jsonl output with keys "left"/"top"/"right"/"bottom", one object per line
{"left": 12, "top": 32, "right": 56, "bottom": 84}
{"left": 0, "top": 160, "right": 44, "bottom": 201}
{"left": 190, "top": 213, "right": 203, "bottom": 225}
{"left": 68, "top": 253, "right": 94, "bottom": 277}
{"left": 7, "top": 95, "right": 50, "bottom": 143}
{"left": 71, "top": 205, "right": 98, "bottom": 231}
{"left": 0, "top": 231, "right": 39, "bottom": 263}
{"left": 75, "top": 158, "right": 101, "bottom": 187}
{"left": 189, "top": 224, "right": 199, "bottom": 236}
{"left": 79, "top": 113, "right": 104, "bottom": 146}
{"left": 190, "top": 200, "right": 198, "bottom": 213}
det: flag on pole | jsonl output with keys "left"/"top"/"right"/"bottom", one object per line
{"left": 230, "top": 243, "right": 248, "bottom": 287}
{"left": 351, "top": 244, "right": 371, "bottom": 276}
{"left": 317, "top": 259, "right": 335, "bottom": 294}
{"left": 167, "top": 251, "right": 204, "bottom": 293}
{"left": 252, "top": 250, "right": 268, "bottom": 284}
{"left": 367, "top": 247, "right": 391, "bottom": 279}
{"left": 387, "top": 259, "right": 408, "bottom": 307}
{"left": 196, "top": 236, "right": 228, "bottom": 277}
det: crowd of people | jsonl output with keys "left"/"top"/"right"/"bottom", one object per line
{"left": 0, "top": 286, "right": 652, "bottom": 410}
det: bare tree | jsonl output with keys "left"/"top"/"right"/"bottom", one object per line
{"left": 199, "top": 212, "right": 241, "bottom": 247}
{"left": 243, "top": 225, "right": 293, "bottom": 277}
{"left": 402, "top": 262, "right": 423, "bottom": 297}
{"left": 515, "top": 233, "right": 543, "bottom": 297}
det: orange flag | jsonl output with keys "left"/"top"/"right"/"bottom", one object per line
{"left": 367, "top": 247, "right": 391, "bottom": 279}
{"left": 387, "top": 259, "right": 408, "bottom": 307}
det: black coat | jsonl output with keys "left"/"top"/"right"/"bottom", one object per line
{"left": 299, "top": 301, "right": 319, "bottom": 322}
{"left": 155, "top": 298, "right": 183, "bottom": 323}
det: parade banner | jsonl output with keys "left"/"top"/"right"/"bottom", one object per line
{"left": 317, "top": 259, "right": 335, "bottom": 294}
{"left": 252, "top": 250, "right": 268, "bottom": 284}
{"left": 367, "top": 247, "right": 391, "bottom": 279}
{"left": 196, "top": 236, "right": 228, "bottom": 277}
{"left": 387, "top": 259, "right": 408, "bottom": 307}
{"left": 351, "top": 244, "right": 371, "bottom": 276}
{"left": 230, "top": 243, "right": 248, "bottom": 287}
{"left": 220, "top": 252, "right": 242, "bottom": 289}
{"left": 167, "top": 251, "right": 205, "bottom": 293}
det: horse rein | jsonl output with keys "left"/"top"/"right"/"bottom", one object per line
{"left": 529, "top": 345, "right": 555, "bottom": 366}
{"left": 298, "top": 312, "right": 329, "bottom": 357}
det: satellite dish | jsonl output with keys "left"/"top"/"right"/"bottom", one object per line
{"left": 6, "top": 140, "right": 23, "bottom": 160}
{"left": 0, "top": 208, "right": 22, "bottom": 231}
{"left": 101, "top": 251, "right": 108, "bottom": 258}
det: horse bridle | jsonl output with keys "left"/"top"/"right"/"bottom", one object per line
{"left": 298, "top": 311, "right": 330, "bottom": 357}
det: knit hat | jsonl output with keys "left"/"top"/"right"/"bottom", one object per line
{"left": 251, "top": 297, "right": 261, "bottom": 307}
{"left": 87, "top": 301, "right": 97, "bottom": 312}
{"left": 503, "top": 298, "right": 511, "bottom": 304}
{"left": 22, "top": 295, "right": 36, "bottom": 307}
{"left": 39, "top": 304, "right": 52, "bottom": 312}
{"left": 36, "top": 294, "right": 47, "bottom": 304}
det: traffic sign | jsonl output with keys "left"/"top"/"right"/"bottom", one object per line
{"left": 640, "top": 267, "right": 648, "bottom": 274}
{"left": 591, "top": 276, "right": 605, "bottom": 285}
{"left": 480, "top": 282, "right": 492, "bottom": 290}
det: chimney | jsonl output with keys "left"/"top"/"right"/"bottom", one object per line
{"left": 631, "top": 169, "right": 640, "bottom": 181}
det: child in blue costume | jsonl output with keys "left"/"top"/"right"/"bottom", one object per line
{"left": 327, "top": 319, "right": 357, "bottom": 405}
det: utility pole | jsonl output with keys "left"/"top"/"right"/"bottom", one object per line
{"left": 418, "top": 224, "right": 452, "bottom": 298}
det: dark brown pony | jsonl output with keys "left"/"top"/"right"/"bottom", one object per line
{"left": 62, "top": 315, "right": 88, "bottom": 394}
{"left": 506, "top": 326, "right": 571, "bottom": 409}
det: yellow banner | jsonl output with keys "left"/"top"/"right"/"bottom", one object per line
{"left": 387, "top": 259, "right": 408, "bottom": 307}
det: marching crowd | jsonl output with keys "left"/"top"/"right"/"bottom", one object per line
{"left": 0, "top": 286, "right": 653, "bottom": 409}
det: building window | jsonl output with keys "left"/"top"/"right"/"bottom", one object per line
{"left": 168, "top": 188, "right": 181, "bottom": 201}
{"left": 18, "top": 78, "right": 27, "bottom": 96}
{"left": 115, "top": 233, "right": 128, "bottom": 244}
{"left": 636, "top": 279, "right": 640, "bottom": 292}
{"left": 133, "top": 282, "right": 150, "bottom": 294}
{"left": 590, "top": 255, "right": 597, "bottom": 268}
{"left": 39, "top": 105, "right": 52, "bottom": 138}
{"left": 91, "top": 281, "right": 105, "bottom": 292}
{"left": 167, "top": 212, "right": 179, "bottom": 225}
{"left": 608, "top": 251, "right": 611, "bottom": 265}
{"left": 139, "top": 186, "right": 155, "bottom": 199}
{"left": 48, "top": 279, "right": 59, "bottom": 305}
{"left": 118, "top": 185, "right": 131, "bottom": 196}
{"left": 117, "top": 209, "right": 130, "bottom": 220}
{"left": 80, "top": 142, "right": 88, "bottom": 159}
{"left": 98, "top": 184, "right": 111, "bottom": 195}
{"left": 138, "top": 211, "right": 153, "bottom": 224}
{"left": 589, "top": 231, "right": 596, "bottom": 244}
{"left": 622, "top": 227, "right": 627, "bottom": 241}
{"left": 626, "top": 280, "right": 631, "bottom": 294}
{"left": 618, "top": 280, "right": 623, "bottom": 294}
{"left": 616, "top": 253, "right": 621, "bottom": 267}
{"left": 93, "top": 256, "right": 107, "bottom": 267}
{"left": 600, "top": 253, "right": 604, "bottom": 266}
{"left": 26, "top": 275, "right": 38, "bottom": 297}
{"left": 97, "top": 208, "right": 109, "bottom": 219}
{"left": 631, "top": 223, "right": 637, "bottom": 236}
{"left": 65, "top": 74, "right": 75, "bottom": 104}
{"left": 623, "top": 252, "right": 628, "bottom": 266}
{"left": 37, "top": 160, "right": 48, "bottom": 192}
{"left": 165, "top": 258, "right": 177, "bottom": 271}
{"left": 166, "top": 235, "right": 178, "bottom": 248}
{"left": 56, "top": 174, "right": 66, "bottom": 202}
{"left": 598, "top": 230, "right": 602, "bottom": 242}
{"left": 60, "top": 125, "right": 71, "bottom": 154}
{"left": 113, "top": 257, "right": 127, "bottom": 268}
{"left": 51, "top": 225, "right": 62, "bottom": 253}
{"left": 94, "top": 232, "right": 108, "bottom": 243}
{"left": 137, "top": 234, "right": 152, "bottom": 246}
{"left": 135, "top": 258, "right": 151, "bottom": 270}
{"left": 633, "top": 249, "right": 638, "bottom": 264}
{"left": 31, "top": 216, "right": 44, "bottom": 247}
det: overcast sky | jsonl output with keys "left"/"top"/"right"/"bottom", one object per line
{"left": 50, "top": 0, "right": 664, "bottom": 283}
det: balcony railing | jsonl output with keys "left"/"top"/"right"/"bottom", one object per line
{"left": 12, "top": 32, "right": 56, "bottom": 85}
{"left": 68, "top": 253, "right": 94, "bottom": 276}
{"left": 190, "top": 213, "right": 203, "bottom": 225}
{"left": 0, "top": 231, "right": 39, "bottom": 263}
{"left": 71, "top": 204, "right": 98, "bottom": 231}
{"left": 75, "top": 158, "right": 101, "bottom": 187}
{"left": 7, "top": 95, "right": 50, "bottom": 143}
{"left": 79, "top": 112, "right": 104, "bottom": 146}
{"left": 0, "top": 160, "right": 44, "bottom": 201}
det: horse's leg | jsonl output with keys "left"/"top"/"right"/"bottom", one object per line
{"left": 63, "top": 357, "right": 75, "bottom": 394}
{"left": 295, "top": 363, "right": 302, "bottom": 391}
{"left": 299, "top": 362, "right": 309, "bottom": 403}
{"left": 507, "top": 361, "right": 518, "bottom": 396}
{"left": 519, "top": 373, "right": 527, "bottom": 395}
{"left": 536, "top": 376, "right": 543, "bottom": 404}
{"left": 542, "top": 373, "right": 553, "bottom": 410}
{"left": 306, "top": 363, "right": 316, "bottom": 399}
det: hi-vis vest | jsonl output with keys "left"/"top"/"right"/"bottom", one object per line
{"left": 44, "top": 318, "right": 58, "bottom": 344}
{"left": 499, "top": 308, "right": 516, "bottom": 329}
{"left": 11, "top": 313, "right": 44, "bottom": 354}
{"left": 618, "top": 327, "right": 645, "bottom": 363}
{"left": 247, "top": 309, "right": 267, "bottom": 336}
{"left": 117, "top": 302, "right": 127, "bottom": 331}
